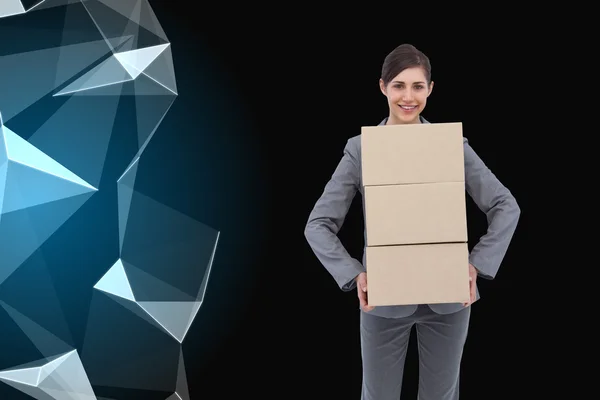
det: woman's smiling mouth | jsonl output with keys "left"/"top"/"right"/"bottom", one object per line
{"left": 399, "top": 104, "right": 417, "bottom": 111}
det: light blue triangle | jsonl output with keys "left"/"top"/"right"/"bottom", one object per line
{"left": 0, "top": 161, "right": 7, "bottom": 218}
{"left": 2, "top": 126, "right": 96, "bottom": 191}
{"left": 94, "top": 259, "right": 136, "bottom": 302}
{"left": 137, "top": 301, "right": 201, "bottom": 343}
{"left": 114, "top": 44, "right": 170, "bottom": 79}
{"left": 54, "top": 55, "right": 132, "bottom": 96}
{"left": 1, "top": 118, "right": 7, "bottom": 218}
{"left": 0, "top": 0, "right": 25, "bottom": 19}
{"left": 0, "top": 366, "right": 40, "bottom": 386}
{"left": 2, "top": 161, "right": 95, "bottom": 214}
{"left": 1, "top": 123, "right": 8, "bottom": 166}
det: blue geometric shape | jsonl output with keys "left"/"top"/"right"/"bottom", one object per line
{"left": 0, "top": 116, "right": 7, "bottom": 220}
{"left": 93, "top": 259, "right": 136, "bottom": 302}
{"left": 0, "top": 125, "right": 96, "bottom": 215}
{"left": 93, "top": 258, "right": 212, "bottom": 343}
{"left": 0, "top": 281, "right": 74, "bottom": 361}
{"left": 3, "top": 125, "right": 96, "bottom": 189}
{"left": 137, "top": 300, "right": 201, "bottom": 343}
{"left": 0, "top": 367, "right": 38, "bottom": 386}
{"left": 0, "top": 0, "right": 25, "bottom": 19}
{"left": 119, "top": 189, "right": 219, "bottom": 304}
{"left": 0, "top": 162, "right": 7, "bottom": 224}
{"left": 54, "top": 54, "right": 133, "bottom": 96}
{"left": 0, "top": 191, "right": 94, "bottom": 287}
{"left": 117, "top": 157, "right": 138, "bottom": 252}
{"left": 0, "top": 349, "right": 97, "bottom": 399}
{"left": 98, "top": 180, "right": 221, "bottom": 344}
{"left": 0, "top": 120, "right": 7, "bottom": 166}
{"left": 114, "top": 44, "right": 170, "bottom": 80}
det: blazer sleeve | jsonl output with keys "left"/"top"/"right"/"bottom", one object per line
{"left": 304, "top": 138, "right": 365, "bottom": 292}
{"left": 463, "top": 137, "right": 521, "bottom": 279}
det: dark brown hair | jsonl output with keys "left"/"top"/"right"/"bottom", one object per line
{"left": 380, "top": 44, "right": 432, "bottom": 86}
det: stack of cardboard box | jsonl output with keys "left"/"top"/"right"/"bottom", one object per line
{"left": 361, "top": 122, "right": 470, "bottom": 306}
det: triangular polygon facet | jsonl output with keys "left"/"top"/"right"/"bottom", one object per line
{"left": 94, "top": 259, "right": 136, "bottom": 302}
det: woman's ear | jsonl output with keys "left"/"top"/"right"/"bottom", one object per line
{"left": 379, "top": 79, "right": 387, "bottom": 96}
{"left": 428, "top": 80, "right": 434, "bottom": 96}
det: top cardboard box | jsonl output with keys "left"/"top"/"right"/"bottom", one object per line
{"left": 361, "top": 122, "right": 464, "bottom": 187}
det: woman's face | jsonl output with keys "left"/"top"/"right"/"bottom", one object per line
{"left": 379, "top": 67, "right": 433, "bottom": 124}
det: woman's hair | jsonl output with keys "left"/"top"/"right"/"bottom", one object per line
{"left": 381, "top": 44, "right": 432, "bottom": 86}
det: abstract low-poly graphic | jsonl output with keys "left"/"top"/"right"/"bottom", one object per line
{"left": 0, "top": 1, "right": 218, "bottom": 399}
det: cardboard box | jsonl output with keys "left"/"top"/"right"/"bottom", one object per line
{"left": 364, "top": 182, "right": 468, "bottom": 247}
{"left": 361, "top": 122, "right": 470, "bottom": 306}
{"left": 361, "top": 122, "right": 464, "bottom": 186}
{"left": 365, "top": 243, "right": 470, "bottom": 306}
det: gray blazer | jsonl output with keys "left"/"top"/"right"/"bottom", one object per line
{"left": 304, "top": 116, "right": 521, "bottom": 318}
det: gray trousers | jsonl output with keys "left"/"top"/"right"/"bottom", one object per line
{"left": 360, "top": 304, "right": 471, "bottom": 400}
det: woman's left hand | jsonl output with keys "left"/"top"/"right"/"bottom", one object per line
{"left": 463, "top": 263, "right": 478, "bottom": 307}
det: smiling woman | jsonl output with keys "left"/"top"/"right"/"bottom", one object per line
{"left": 379, "top": 43, "right": 434, "bottom": 125}
{"left": 304, "top": 42, "right": 521, "bottom": 400}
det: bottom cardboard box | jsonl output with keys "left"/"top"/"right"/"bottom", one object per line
{"left": 365, "top": 242, "right": 470, "bottom": 307}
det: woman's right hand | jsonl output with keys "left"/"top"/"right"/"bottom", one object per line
{"left": 356, "top": 272, "right": 375, "bottom": 312}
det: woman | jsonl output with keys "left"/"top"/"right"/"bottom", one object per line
{"left": 304, "top": 43, "right": 521, "bottom": 400}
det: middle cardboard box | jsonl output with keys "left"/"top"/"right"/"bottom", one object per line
{"left": 360, "top": 122, "right": 470, "bottom": 307}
